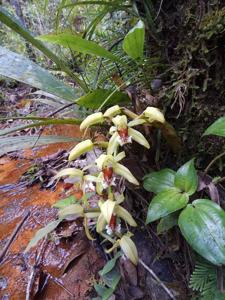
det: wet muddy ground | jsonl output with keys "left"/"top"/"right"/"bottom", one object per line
{"left": 0, "top": 125, "right": 104, "bottom": 300}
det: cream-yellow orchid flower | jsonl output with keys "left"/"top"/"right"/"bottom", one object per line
{"left": 95, "top": 153, "right": 139, "bottom": 186}
{"left": 96, "top": 199, "right": 137, "bottom": 234}
{"left": 54, "top": 167, "right": 101, "bottom": 197}
{"left": 107, "top": 114, "right": 150, "bottom": 155}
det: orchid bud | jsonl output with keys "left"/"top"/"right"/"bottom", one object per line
{"left": 143, "top": 107, "right": 165, "bottom": 124}
{"left": 103, "top": 105, "right": 121, "bottom": 118}
{"left": 80, "top": 112, "right": 104, "bottom": 131}
{"left": 69, "top": 139, "right": 94, "bottom": 161}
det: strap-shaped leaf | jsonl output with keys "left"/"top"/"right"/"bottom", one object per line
{"left": 0, "top": 47, "right": 77, "bottom": 101}
{"left": 37, "top": 33, "right": 118, "bottom": 62}
{"left": 143, "top": 168, "right": 175, "bottom": 194}
{"left": 0, "top": 8, "right": 87, "bottom": 91}
{"left": 178, "top": 199, "right": 225, "bottom": 266}
{"left": 146, "top": 187, "right": 189, "bottom": 224}
{"left": 174, "top": 159, "right": 198, "bottom": 195}
{"left": 25, "top": 219, "right": 61, "bottom": 252}
{"left": 203, "top": 116, "right": 225, "bottom": 137}
{"left": 122, "top": 20, "right": 145, "bottom": 60}
{"left": 0, "top": 135, "right": 80, "bottom": 156}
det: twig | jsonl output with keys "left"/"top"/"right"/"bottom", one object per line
{"left": 139, "top": 258, "right": 176, "bottom": 300}
{"left": 217, "top": 266, "right": 224, "bottom": 293}
{"left": 32, "top": 102, "right": 76, "bottom": 148}
{"left": 46, "top": 273, "right": 74, "bottom": 297}
{"left": 26, "top": 238, "right": 47, "bottom": 300}
{"left": 0, "top": 211, "right": 30, "bottom": 263}
{"left": 204, "top": 150, "right": 225, "bottom": 174}
{"left": 154, "top": 0, "right": 164, "bottom": 20}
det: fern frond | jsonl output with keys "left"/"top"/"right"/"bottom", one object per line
{"left": 189, "top": 261, "right": 217, "bottom": 293}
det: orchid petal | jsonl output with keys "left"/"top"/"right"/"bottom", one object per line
{"left": 115, "top": 151, "right": 126, "bottom": 162}
{"left": 99, "top": 199, "right": 116, "bottom": 223}
{"left": 54, "top": 168, "right": 83, "bottom": 179}
{"left": 119, "top": 235, "right": 138, "bottom": 265}
{"left": 107, "top": 132, "right": 119, "bottom": 155}
{"left": 128, "top": 118, "right": 146, "bottom": 127}
{"left": 96, "top": 213, "right": 107, "bottom": 233}
{"left": 115, "top": 206, "right": 137, "bottom": 227}
{"left": 128, "top": 128, "right": 150, "bottom": 149}
{"left": 112, "top": 115, "right": 128, "bottom": 129}
{"left": 114, "top": 163, "right": 139, "bottom": 185}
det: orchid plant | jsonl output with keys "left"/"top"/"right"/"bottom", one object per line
{"left": 26, "top": 105, "right": 166, "bottom": 266}
{"left": 51, "top": 105, "right": 165, "bottom": 265}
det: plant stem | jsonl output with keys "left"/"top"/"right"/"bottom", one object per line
{"left": 204, "top": 150, "right": 225, "bottom": 174}
{"left": 139, "top": 258, "right": 176, "bottom": 300}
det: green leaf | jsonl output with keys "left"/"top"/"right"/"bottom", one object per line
{"left": 0, "top": 118, "right": 81, "bottom": 136}
{"left": 178, "top": 199, "right": 225, "bottom": 266}
{"left": 0, "top": 8, "right": 87, "bottom": 91}
{"left": 203, "top": 116, "right": 225, "bottom": 137}
{"left": 0, "top": 135, "right": 80, "bottom": 156}
{"left": 25, "top": 219, "right": 61, "bottom": 252}
{"left": 146, "top": 188, "right": 189, "bottom": 224}
{"left": 58, "top": 204, "right": 84, "bottom": 219}
{"left": 76, "top": 89, "right": 130, "bottom": 109}
{"left": 0, "top": 46, "right": 77, "bottom": 101}
{"left": 37, "top": 33, "right": 118, "bottom": 62}
{"left": 157, "top": 212, "right": 178, "bottom": 234}
{"left": 174, "top": 159, "right": 198, "bottom": 195}
{"left": 143, "top": 168, "right": 175, "bottom": 194}
{"left": 52, "top": 195, "right": 76, "bottom": 209}
{"left": 122, "top": 20, "right": 145, "bottom": 60}
{"left": 99, "top": 252, "right": 122, "bottom": 276}
{"left": 94, "top": 284, "right": 114, "bottom": 300}
{"left": 102, "top": 268, "right": 121, "bottom": 290}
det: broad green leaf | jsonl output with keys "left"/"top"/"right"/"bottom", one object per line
{"left": 157, "top": 212, "right": 178, "bottom": 234}
{"left": 25, "top": 219, "right": 61, "bottom": 252}
{"left": 0, "top": 47, "right": 77, "bottom": 101}
{"left": 146, "top": 187, "right": 189, "bottom": 224}
{"left": 143, "top": 168, "right": 175, "bottom": 194}
{"left": 0, "top": 8, "right": 87, "bottom": 91}
{"left": 99, "top": 252, "right": 122, "bottom": 276}
{"left": 0, "top": 118, "right": 81, "bottom": 136}
{"left": 52, "top": 195, "right": 76, "bottom": 209}
{"left": 178, "top": 199, "right": 225, "bottom": 266}
{"left": 203, "top": 116, "right": 225, "bottom": 137}
{"left": 76, "top": 89, "right": 130, "bottom": 109}
{"left": 122, "top": 20, "right": 145, "bottom": 60}
{"left": 0, "top": 135, "right": 80, "bottom": 156}
{"left": 174, "top": 159, "right": 198, "bottom": 195}
{"left": 37, "top": 33, "right": 118, "bottom": 62}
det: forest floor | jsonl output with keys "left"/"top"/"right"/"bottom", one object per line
{"left": 0, "top": 84, "right": 191, "bottom": 300}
